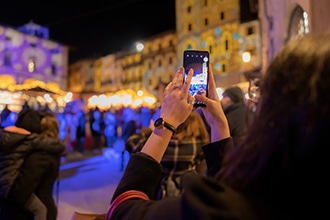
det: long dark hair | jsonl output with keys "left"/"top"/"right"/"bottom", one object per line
{"left": 217, "top": 33, "right": 330, "bottom": 200}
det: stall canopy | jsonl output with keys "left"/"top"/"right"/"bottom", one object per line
{"left": 0, "top": 75, "right": 67, "bottom": 95}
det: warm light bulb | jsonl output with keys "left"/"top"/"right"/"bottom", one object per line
{"left": 136, "top": 42, "right": 144, "bottom": 52}
{"left": 242, "top": 52, "right": 251, "bottom": 63}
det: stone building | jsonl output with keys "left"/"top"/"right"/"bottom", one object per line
{"left": 68, "top": 0, "right": 330, "bottom": 107}
{"left": 68, "top": 0, "right": 261, "bottom": 104}
{"left": 259, "top": 0, "right": 330, "bottom": 72}
{"left": 0, "top": 21, "right": 69, "bottom": 112}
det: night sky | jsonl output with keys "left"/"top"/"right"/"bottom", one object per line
{"left": 0, "top": 0, "right": 176, "bottom": 64}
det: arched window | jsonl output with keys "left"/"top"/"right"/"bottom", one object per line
{"left": 286, "top": 4, "right": 309, "bottom": 43}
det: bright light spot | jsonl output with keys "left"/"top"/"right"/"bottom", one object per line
{"left": 44, "top": 93, "right": 52, "bottom": 103}
{"left": 216, "top": 87, "right": 223, "bottom": 99}
{"left": 64, "top": 92, "right": 73, "bottom": 103}
{"left": 136, "top": 42, "right": 144, "bottom": 52}
{"left": 137, "top": 90, "right": 143, "bottom": 96}
{"left": 242, "top": 52, "right": 251, "bottom": 63}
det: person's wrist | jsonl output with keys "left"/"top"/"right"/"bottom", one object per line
{"left": 154, "top": 117, "right": 177, "bottom": 134}
{"left": 210, "top": 121, "right": 230, "bottom": 142}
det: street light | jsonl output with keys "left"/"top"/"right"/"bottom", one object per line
{"left": 136, "top": 42, "right": 144, "bottom": 52}
{"left": 242, "top": 51, "right": 251, "bottom": 63}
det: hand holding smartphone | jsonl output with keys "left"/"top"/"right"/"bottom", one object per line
{"left": 183, "top": 50, "right": 209, "bottom": 107}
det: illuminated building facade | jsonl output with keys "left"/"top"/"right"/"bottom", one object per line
{"left": 0, "top": 22, "right": 69, "bottom": 112}
{"left": 68, "top": 31, "right": 177, "bottom": 106}
{"left": 68, "top": 0, "right": 330, "bottom": 108}
{"left": 176, "top": 0, "right": 261, "bottom": 88}
{"left": 68, "top": 0, "right": 260, "bottom": 103}
{"left": 259, "top": 0, "right": 330, "bottom": 72}
{"left": 0, "top": 22, "right": 68, "bottom": 88}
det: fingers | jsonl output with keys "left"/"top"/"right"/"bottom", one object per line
{"left": 207, "top": 66, "right": 219, "bottom": 101}
{"left": 171, "top": 67, "right": 184, "bottom": 88}
{"left": 187, "top": 94, "right": 195, "bottom": 105}
{"left": 194, "top": 90, "right": 208, "bottom": 105}
{"left": 160, "top": 67, "right": 194, "bottom": 127}
{"left": 182, "top": 68, "right": 193, "bottom": 96}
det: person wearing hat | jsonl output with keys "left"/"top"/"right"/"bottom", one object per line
{"left": 0, "top": 109, "right": 66, "bottom": 220}
{"left": 220, "top": 86, "right": 248, "bottom": 146}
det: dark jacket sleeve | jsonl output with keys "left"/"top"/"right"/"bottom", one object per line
{"left": 111, "top": 152, "right": 162, "bottom": 201}
{"left": 110, "top": 152, "right": 183, "bottom": 220}
{"left": 112, "top": 138, "right": 233, "bottom": 201}
{"left": 202, "top": 137, "right": 234, "bottom": 177}
{"left": 7, "top": 151, "right": 51, "bottom": 208}
{"left": 32, "top": 136, "right": 66, "bottom": 155}
{"left": 109, "top": 138, "right": 235, "bottom": 220}
{"left": 111, "top": 138, "right": 256, "bottom": 220}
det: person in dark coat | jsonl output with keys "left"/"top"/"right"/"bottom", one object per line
{"left": 0, "top": 110, "right": 65, "bottom": 220}
{"left": 75, "top": 109, "right": 86, "bottom": 154}
{"left": 89, "top": 107, "right": 104, "bottom": 154}
{"left": 221, "top": 86, "right": 248, "bottom": 146}
{"left": 107, "top": 34, "right": 330, "bottom": 220}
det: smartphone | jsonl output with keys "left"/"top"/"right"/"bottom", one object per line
{"left": 183, "top": 50, "right": 209, "bottom": 107}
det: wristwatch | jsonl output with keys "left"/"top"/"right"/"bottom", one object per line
{"left": 154, "top": 118, "right": 177, "bottom": 134}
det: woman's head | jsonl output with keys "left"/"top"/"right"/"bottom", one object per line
{"left": 173, "top": 111, "right": 209, "bottom": 143}
{"left": 40, "top": 113, "right": 60, "bottom": 138}
{"left": 219, "top": 33, "right": 330, "bottom": 191}
{"left": 15, "top": 109, "right": 42, "bottom": 133}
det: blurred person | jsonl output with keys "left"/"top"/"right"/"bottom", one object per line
{"left": 117, "top": 107, "right": 136, "bottom": 170}
{"left": 125, "top": 107, "right": 158, "bottom": 155}
{"left": 220, "top": 85, "right": 248, "bottom": 146}
{"left": 107, "top": 33, "right": 329, "bottom": 220}
{"left": 125, "top": 111, "right": 209, "bottom": 199}
{"left": 104, "top": 108, "right": 118, "bottom": 149}
{"left": 158, "top": 110, "right": 209, "bottom": 198}
{"left": 0, "top": 104, "right": 11, "bottom": 128}
{"left": 75, "top": 109, "right": 86, "bottom": 154}
{"left": 0, "top": 110, "right": 66, "bottom": 220}
{"left": 89, "top": 107, "right": 104, "bottom": 154}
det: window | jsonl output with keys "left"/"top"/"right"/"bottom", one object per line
{"left": 188, "top": 23, "right": 192, "bottom": 31}
{"left": 4, "top": 50, "right": 12, "bottom": 67}
{"left": 148, "top": 76, "right": 153, "bottom": 86}
{"left": 220, "top": 12, "right": 225, "bottom": 20}
{"left": 169, "top": 57, "right": 173, "bottom": 64}
{"left": 187, "top": 6, "right": 192, "bottom": 13}
{"left": 204, "top": 18, "right": 208, "bottom": 26}
{"left": 204, "top": 0, "right": 208, "bottom": 6}
{"left": 28, "top": 56, "right": 36, "bottom": 73}
{"left": 247, "top": 27, "right": 254, "bottom": 35}
{"left": 51, "top": 63, "right": 57, "bottom": 75}
{"left": 209, "top": 45, "right": 212, "bottom": 54}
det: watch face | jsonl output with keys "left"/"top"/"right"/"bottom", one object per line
{"left": 154, "top": 118, "right": 163, "bottom": 128}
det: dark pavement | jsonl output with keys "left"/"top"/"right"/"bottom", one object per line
{"left": 55, "top": 148, "right": 129, "bottom": 219}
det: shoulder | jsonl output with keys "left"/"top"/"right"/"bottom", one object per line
{"left": 181, "top": 172, "right": 258, "bottom": 219}
{"left": 4, "top": 126, "right": 31, "bottom": 135}
{"left": 32, "top": 137, "right": 66, "bottom": 155}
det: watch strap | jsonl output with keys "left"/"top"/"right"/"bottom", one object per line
{"left": 163, "top": 120, "right": 177, "bottom": 134}
{"left": 154, "top": 118, "right": 177, "bottom": 134}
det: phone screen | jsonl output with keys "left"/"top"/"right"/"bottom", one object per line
{"left": 183, "top": 50, "right": 209, "bottom": 107}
